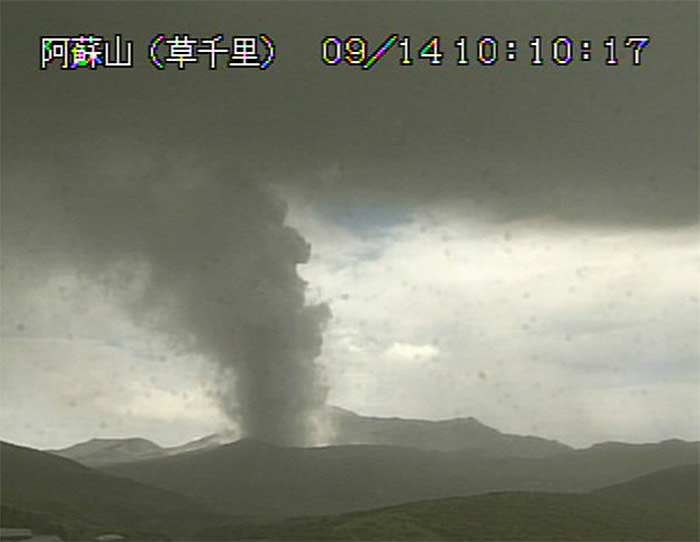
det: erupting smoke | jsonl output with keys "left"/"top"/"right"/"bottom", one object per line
{"left": 3, "top": 146, "right": 330, "bottom": 446}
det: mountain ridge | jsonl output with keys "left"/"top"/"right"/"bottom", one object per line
{"left": 50, "top": 406, "right": 574, "bottom": 466}
{"left": 4, "top": 439, "right": 697, "bottom": 539}
{"left": 198, "top": 464, "right": 699, "bottom": 540}
{"left": 102, "top": 435, "right": 699, "bottom": 518}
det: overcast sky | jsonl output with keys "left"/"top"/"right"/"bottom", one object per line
{"left": 1, "top": 1, "right": 698, "bottom": 449}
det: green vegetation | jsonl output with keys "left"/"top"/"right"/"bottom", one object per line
{"left": 105, "top": 437, "right": 699, "bottom": 518}
{"left": 200, "top": 473, "right": 699, "bottom": 540}
{"left": 594, "top": 462, "right": 699, "bottom": 505}
{"left": 0, "top": 441, "right": 229, "bottom": 540}
{"left": 3, "top": 439, "right": 697, "bottom": 541}
{"left": 1, "top": 504, "right": 69, "bottom": 538}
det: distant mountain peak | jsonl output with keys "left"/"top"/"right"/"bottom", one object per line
{"left": 328, "top": 406, "right": 570, "bottom": 456}
{"left": 329, "top": 406, "right": 489, "bottom": 427}
{"left": 328, "top": 405, "right": 359, "bottom": 417}
{"left": 587, "top": 438, "right": 693, "bottom": 451}
{"left": 230, "top": 437, "right": 276, "bottom": 447}
{"left": 51, "top": 436, "right": 164, "bottom": 466}
{"left": 87, "top": 437, "right": 161, "bottom": 446}
{"left": 49, "top": 406, "right": 574, "bottom": 467}
{"left": 443, "top": 415, "right": 488, "bottom": 426}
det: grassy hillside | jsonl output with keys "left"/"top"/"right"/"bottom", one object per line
{"left": 200, "top": 493, "right": 698, "bottom": 540}
{"left": 1, "top": 504, "right": 70, "bottom": 539}
{"left": 0, "top": 441, "right": 228, "bottom": 539}
{"left": 200, "top": 464, "right": 699, "bottom": 540}
{"left": 594, "top": 462, "right": 699, "bottom": 504}
{"left": 104, "top": 437, "right": 700, "bottom": 518}
{"left": 4, "top": 439, "right": 696, "bottom": 540}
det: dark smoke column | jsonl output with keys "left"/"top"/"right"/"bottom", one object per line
{"left": 4, "top": 149, "right": 331, "bottom": 447}
{"left": 131, "top": 175, "right": 332, "bottom": 447}
{"left": 213, "top": 225, "right": 332, "bottom": 446}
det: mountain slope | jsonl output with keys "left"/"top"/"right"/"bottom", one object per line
{"left": 49, "top": 407, "right": 569, "bottom": 467}
{"left": 104, "top": 437, "right": 699, "bottom": 518}
{"left": 50, "top": 437, "right": 165, "bottom": 467}
{"left": 328, "top": 406, "right": 572, "bottom": 457}
{"left": 50, "top": 432, "right": 237, "bottom": 467}
{"left": 198, "top": 464, "right": 700, "bottom": 540}
{"left": 593, "top": 462, "right": 699, "bottom": 507}
{"left": 0, "top": 441, "right": 227, "bottom": 539}
{"left": 199, "top": 492, "right": 698, "bottom": 540}
{"left": 166, "top": 432, "right": 236, "bottom": 456}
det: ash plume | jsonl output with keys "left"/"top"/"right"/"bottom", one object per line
{"left": 3, "top": 147, "right": 330, "bottom": 446}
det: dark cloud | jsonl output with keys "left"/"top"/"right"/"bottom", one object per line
{"left": 1, "top": 1, "right": 697, "bottom": 443}
{"left": 3, "top": 1, "right": 697, "bottom": 226}
{"left": 3, "top": 144, "right": 330, "bottom": 445}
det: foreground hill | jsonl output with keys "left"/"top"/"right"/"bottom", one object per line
{"left": 199, "top": 493, "right": 698, "bottom": 541}
{"left": 199, "top": 464, "right": 700, "bottom": 540}
{"left": 5, "top": 439, "right": 696, "bottom": 540}
{"left": 104, "top": 437, "right": 699, "bottom": 518}
{"left": 593, "top": 462, "right": 699, "bottom": 508}
{"left": 0, "top": 441, "right": 227, "bottom": 539}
